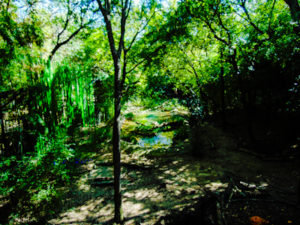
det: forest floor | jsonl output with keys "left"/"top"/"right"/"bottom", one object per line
{"left": 45, "top": 102, "right": 300, "bottom": 225}
{"left": 4, "top": 101, "right": 298, "bottom": 225}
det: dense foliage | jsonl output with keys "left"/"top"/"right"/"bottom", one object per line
{"left": 0, "top": 0, "right": 299, "bottom": 223}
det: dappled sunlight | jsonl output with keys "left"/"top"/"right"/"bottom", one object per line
{"left": 31, "top": 122, "right": 299, "bottom": 225}
{"left": 89, "top": 165, "right": 113, "bottom": 178}
{"left": 46, "top": 113, "right": 295, "bottom": 225}
{"left": 49, "top": 197, "right": 114, "bottom": 224}
{"left": 75, "top": 174, "right": 91, "bottom": 192}
{"left": 123, "top": 200, "right": 150, "bottom": 218}
{"left": 124, "top": 188, "right": 164, "bottom": 203}
{"left": 122, "top": 185, "right": 203, "bottom": 223}
{"left": 47, "top": 151, "right": 214, "bottom": 224}
{"left": 204, "top": 182, "right": 228, "bottom": 192}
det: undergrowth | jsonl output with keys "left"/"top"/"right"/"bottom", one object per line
{"left": 0, "top": 127, "right": 77, "bottom": 222}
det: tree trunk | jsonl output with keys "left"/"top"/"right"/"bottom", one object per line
{"left": 297, "top": 177, "right": 300, "bottom": 204}
{"left": 220, "top": 49, "right": 226, "bottom": 127}
{"left": 112, "top": 60, "right": 123, "bottom": 223}
{"left": 245, "top": 98, "right": 255, "bottom": 143}
{"left": 96, "top": 1, "right": 131, "bottom": 222}
{"left": 0, "top": 109, "right": 7, "bottom": 154}
{"left": 229, "top": 49, "right": 255, "bottom": 142}
{"left": 297, "top": 157, "right": 300, "bottom": 205}
{"left": 284, "top": 0, "right": 300, "bottom": 22}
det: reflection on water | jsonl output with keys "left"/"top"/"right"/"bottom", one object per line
{"left": 138, "top": 132, "right": 173, "bottom": 147}
{"left": 146, "top": 114, "right": 158, "bottom": 120}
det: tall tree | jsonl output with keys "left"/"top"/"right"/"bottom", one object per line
{"left": 95, "top": 0, "right": 156, "bottom": 222}
{"left": 96, "top": 1, "right": 130, "bottom": 222}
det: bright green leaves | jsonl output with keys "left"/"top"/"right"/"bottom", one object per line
{"left": 45, "top": 61, "right": 96, "bottom": 128}
{"left": 0, "top": 1, "right": 44, "bottom": 48}
{"left": 0, "top": 1, "right": 45, "bottom": 93}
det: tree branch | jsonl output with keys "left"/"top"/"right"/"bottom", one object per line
{"left": 47, "top": 0, "right": 94, "bottom": 62}
{"left": 204, "top": 20, "right": 229, "bottom": 45}
{"left": 48, "top": 23, "right": 84, "bottom": 62}
{"left": 268, "top": 0, "right": 276, "bottom": 34}
{"left": 126, "top": 11, "right": 155, "bottom": 52}
{"left": 178, "top": 44, "right": 202, "bottom": 90}
{"left": 56, "top": 2, "right": 71, "bottom": 45}
{"left": 126, "top": 58, "right": 146, "bottom": 74}
{"left": 215, "top": 7, "right": 231, "bottom": 45}
{"left": 117, "top": 0, "right": 130, "bottom": 57}
{"left": 239, "top": 1, "right": 264, "bottom": 34}
{"left": 97, "top": 0, "right": 117, "bottom": 60}
{"left": 122, "top": 80, "right": 139, "bottom": 97}
{"left": 120, "top": 49, "right": 127, "bottom": 91}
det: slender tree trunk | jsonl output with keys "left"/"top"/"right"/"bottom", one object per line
{"left": 220, "top": 49, "right": 226, "bottom": 127}
{"left": 112, "top": 59, "right": 123, "bottom": 223}
{"left": 245, "top": 94, "right": 255, "bottom": 143}
{"left": 297, "top": 177, "right": 300, "bottom": 204}
{"left": 96, "top": 1, "right": 131, "bottom": 222}
{"left": 0, "top": 109, "right": 7, "bottom": 154}
{"left": 297, "top": 156, "right": 300, "bottom": 205}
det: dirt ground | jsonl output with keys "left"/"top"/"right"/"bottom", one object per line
{"left": 46, "top": 122, "right": 300, "bottom": 225}
{"left": 1, "top": 104, "right": 299, "bottom": 224}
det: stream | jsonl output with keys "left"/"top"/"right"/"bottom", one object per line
{"left": 137, "top": 131, "right": 173, "bottom": 148}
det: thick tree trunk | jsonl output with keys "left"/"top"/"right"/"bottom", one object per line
{"left": 284, "top": 0, "right": 300, "bottom": 22}
{"left": 113, "top": 60, "right": 123, "bottom": 223}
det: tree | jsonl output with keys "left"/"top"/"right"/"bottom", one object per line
{"left": 177, "top": 0, "right": 298, "bottom": 140}
{"left": 96, "top": 1, "right": 130, "bottom": 222}
{"left": 95, "top": 0, "right": 156, "bottom": 222}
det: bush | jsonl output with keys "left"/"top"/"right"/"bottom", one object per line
{"left": 125, "top": 112, "right": 134, "bottom": 120}
{"left": 0, "top": 128, "right": 75, "bottom": 220}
